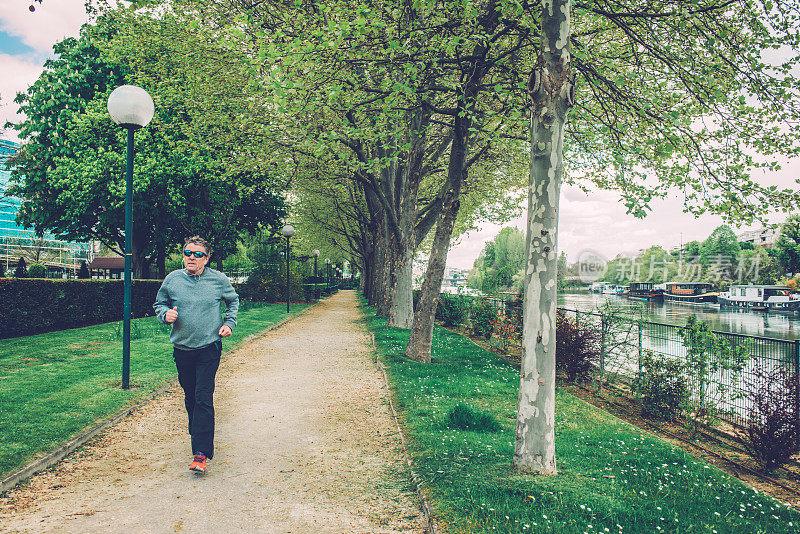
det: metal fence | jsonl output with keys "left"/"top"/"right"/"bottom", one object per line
{"left": 477, "top": 294, "right": 800, "bottom": 434}
{"left": 559, "top": 307, "right": 800, "bottom": 433}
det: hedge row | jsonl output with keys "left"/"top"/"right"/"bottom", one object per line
{"left": 0, "top": 278, "right": 163, "bottom": 340}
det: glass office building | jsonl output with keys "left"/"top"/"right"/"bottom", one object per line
{"left": 1, "top": 138, "right": 90, "bottom": 275}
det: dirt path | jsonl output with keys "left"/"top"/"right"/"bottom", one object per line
{"left": 0, "top": 291, "right": 424, "bottom": 533}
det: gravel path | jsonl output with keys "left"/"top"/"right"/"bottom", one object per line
{"left": 0, "top": 291, "right": 424, "bottom": 533}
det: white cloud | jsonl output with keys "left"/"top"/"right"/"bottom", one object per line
{"left": 0, "top": 53, "right": 44, "bottom": 140}
{"left": 0, "top": 0, "right": 88, "bottom": 54}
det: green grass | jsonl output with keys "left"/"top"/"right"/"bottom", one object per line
{"left": 0, "top": 302, "right": 307, "bottom": 479}
{"left": 363, "top": 303, "right": 800, "bottom": 534}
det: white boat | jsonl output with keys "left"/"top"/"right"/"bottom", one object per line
{"left": 717, "top": 285, "right": 800, "bottom": 313}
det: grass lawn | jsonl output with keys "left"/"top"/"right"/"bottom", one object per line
{"left": 0, "top": 302, "right": 307, "bottom": 479}
{"left": 363, "top": 303, "right": 800, "bottom": 533}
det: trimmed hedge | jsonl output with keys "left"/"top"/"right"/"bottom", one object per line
{"left": 0, "top": 278, "right": 163, "bottom": 339}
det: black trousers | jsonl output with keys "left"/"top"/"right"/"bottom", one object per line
{"left": 173, "top": 340, "right": 222, "bottom": 459}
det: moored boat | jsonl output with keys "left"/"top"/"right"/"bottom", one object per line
{"left": 717, "top": 285, "right": 800, "bottom": 313}
{"left": 627, "top": 282, "right": 664, "bottom": 301}
{"left": 663, "top": 282, "right": 718, "bottom": 304}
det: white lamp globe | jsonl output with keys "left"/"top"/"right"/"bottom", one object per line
{"left": 281, "top": 224, "right": 296, "bottom": 238}
{"left": 312, "top": 249, "right": 320, "bottom": 257}
{"left": 325, "top": 258, "right": 330, "bottom": 264}
{"left": 107, "top": 85, "right": 155, "bottom": 128}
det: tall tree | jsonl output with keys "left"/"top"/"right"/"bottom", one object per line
{"left": 776, "top": 216, "right": 800, "bottom": 276}
{"left": 466, "top": 227, "right": 526, "bottom": 293}
{"left": 7, "top": 7, "right": 286, "bottom": 277}
{"left": 700, "top": 225, "right": 741, "bottom": 265}
{"left": 514, "top": 0, "right": 574, "bottom": 475}
{"left": 515, "top": 0, "right": 800, "bottom": 475}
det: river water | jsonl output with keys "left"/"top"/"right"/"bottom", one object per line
{"left": 558, "top": 291, "right": 800, "bottom": 342}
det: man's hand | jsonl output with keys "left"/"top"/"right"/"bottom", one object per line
{"left": 219, "top": 324, "right": 232, "bottom": 337}
{"left": 165, "top": 306, "right": 178, "bottom": 323}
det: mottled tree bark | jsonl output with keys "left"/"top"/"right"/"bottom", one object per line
{"left": 402, "top": 3, "right": 496, "bottom": 358}
{"left": 513, "top": 0, "right": 575, "bottom": 475}
{"left": 404, "top": 182, "right": 461, "bottom": 361}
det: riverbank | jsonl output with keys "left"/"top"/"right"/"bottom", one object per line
{"left": 364, "top": 302, "right": 800, "bottom": 533}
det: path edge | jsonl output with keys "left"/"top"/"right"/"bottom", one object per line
{"left": 371, "top": 333, "right": 440, "bottom": 534}
{"left": 1, "top": 303, "right": 316, "bottom": 495}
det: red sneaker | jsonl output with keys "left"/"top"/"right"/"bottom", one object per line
{"left": 189, "top": 453, "right": 207, "bottom": 473}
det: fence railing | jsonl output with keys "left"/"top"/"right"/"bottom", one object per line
{"left": 472, "top": 294, "right": 800, "bottom": 438}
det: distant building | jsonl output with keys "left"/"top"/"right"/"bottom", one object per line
{"left": 412, "top": 258, "right": 467, "bottom": 289}
{"left": 736, "top": 226, "right": 780, "bottom": 248}
{"left": 1, "top": 138, "right": 91, "bottom": 275}
{"left": 442, "top": 266, "right": 467, "bottom": 288}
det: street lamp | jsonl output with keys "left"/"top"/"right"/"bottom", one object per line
{"left": 107, "top": 85, "right": 154, "bottom": 390}
{"left": 312, "top": 249, "right": 320, "bottom": 300}
{"left": 282, "top": 225, "right": 295, "bottom": 313}
{"left": 325, "top": 258, "right": 331, "bottom": 289}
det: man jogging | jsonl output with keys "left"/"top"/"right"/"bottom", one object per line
{"left": 153, "top": 236, "right": 239, "bottom": 473}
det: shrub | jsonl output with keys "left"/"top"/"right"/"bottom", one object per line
{"left": 635, "top": 351, "right": 688, "bottom": 421}
{"left": 27, "top": 263, "right": 46, "bottom": 278}
{"left": 505, "top": 293, "right": 523, "bottom": 334}
{"left": 238, "top": 243, "right": 304, "bottom": 302}
{"left": 0, "top": 262, "right": 4, "bottom": 278}
{"left": 78, "top": 261, "right": 91, "bottom": 279}
{"left": 469, "top": 299, "right": 497, "bottom": 339}
{"left": 489, "top": 314, "right": 520, "bottom": 353}
{"left": 680, "top": 316, "right": 749, "bottom": 438}
{"left": 338, "top": 277, "right": 359, "bottom": 290}
{"left": 0, "top": 279, "right": 162, "bottom": 339}
{"left": 556, "top": 312, "right": 601, "bottom": 382}
{"left": 447, "top": 403, "right": 501, "bottom": 432}
{"left": 436, "top": 294, "right": 470, "bottom": 327}
{"left": 740, "top": 361, "right": 799, "bottom": 472}
{"left": 13, "top": 258, "right": 27, "bottom": 278}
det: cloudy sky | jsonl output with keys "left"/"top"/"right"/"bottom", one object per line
{"left": 1, "top": 1, "right": 797, "bottom": 270}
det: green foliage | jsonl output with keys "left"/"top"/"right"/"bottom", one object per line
{"left": 78, "top": 261, "right": 91, "bottom": 279}
{"left": 238, "top": 242, "right": 304, "bottom": 303}
{"left": 6, "top": 11, "right": 286, "bottom": 277}
{"left": 635, "top": 352, "right": 689, "bottom": 422}
{"left": 555, "top": 312, "right": 601, "bottom": 382}
{"left": 469, "top": 300, "right": 497, "bottom": 339}
{"left": 448, "top": 403, "right": 501, "bottom": 432}
{"left": 364, "top": 304, "right": 800, "bottom": 533}
{"left": 741, "top": 361, "right": 799, "bottom": 472}
{"left": 776, "top": 215, "right": 800, "bottom": 275}
{"left": 600, "top": 224, "right": 784, "bottom": 286}
{"left": 685, "top": 241, "right": 702, "bottom": 258}
{"left": 0, "top": 279, "right": 162, "bottom": 339}
{"left": 27, "top": 263, "right": 46, "bottom": 278}
{"left": 435, "top": 293, "right": 470, "bottom": 327}
{"left": 467, "top": 227, "right": 525, "bottom": 293}
{"left": 13, "top": 258, "right": 27, "bottom": 278}
{"left": 489, "top": 314, "right": 520, "bottom": 353}
{"left": 697, "top": 225, "right": 741, "bottom": 282}
{"left": 679, "top": 316, "right": 750, "bottom": 437}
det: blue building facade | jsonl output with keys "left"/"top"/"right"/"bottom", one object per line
{"left": 1, "top": 138, "right": 90, "bottom": 275}
{"left": 0, "top": 139, "right": 22, "bottom": 240}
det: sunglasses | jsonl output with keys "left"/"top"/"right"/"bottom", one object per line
{"left": 183, "top": 250, "right": 207, "bottom": 258}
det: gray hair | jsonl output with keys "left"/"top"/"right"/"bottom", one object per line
{"left": 184, "top": 235, "right": 211, "bottom": 257}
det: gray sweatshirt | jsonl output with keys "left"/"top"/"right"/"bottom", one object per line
{"left": 153, "top": 268, "right": 239, "bottom": 350}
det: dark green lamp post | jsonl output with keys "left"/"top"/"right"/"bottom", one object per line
{"left": 107, "top": 85, "right": 154, "bottom": 390}
{"left": 325, "top": 258, "right": 331, "bottom": 289}
{"left": 312, "top": 249, "right": 320, "bottom": 300}
{"left": 282, "top": 225, "right": 295, "bottom": 313}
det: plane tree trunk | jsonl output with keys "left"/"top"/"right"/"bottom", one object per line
{"left": 512, "top": 0, "right": 575, "bottom": 475}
